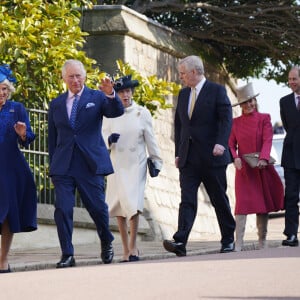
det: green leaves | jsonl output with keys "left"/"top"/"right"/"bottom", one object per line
{"left": 0, "top": 0, "right": 97, "bottom": 109}
{"left": 1, "top": 0, "right": 179, "bottom": 115}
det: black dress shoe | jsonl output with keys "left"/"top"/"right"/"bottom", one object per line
{"left": 282, "top": 235, "right": 299, "bottom": 247}
{"left": 56, "top": 255, "right": 76, "bottom": 268}
{"left": 101, "top": 242, "right": 114, "bottom": 264}
{"left": 220, "top": 242, "right": 235, "bottom": 253}
{"left": 163, "top": 239, "right": 186, "bottom": 257}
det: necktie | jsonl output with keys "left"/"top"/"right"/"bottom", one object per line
{"left": 70, "top": 94, "right": 79, "bottom": 128}
{"left": 189, "top": 88, "right": 196, "bottom": 119}
{"left": 297, "top": 95, "right": 300, "bottom": 111}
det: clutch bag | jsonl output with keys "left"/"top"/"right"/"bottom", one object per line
{"left": 243, "top": 152, "right": 276, "bottom": 168}
{"left": 147, "top": 158, "right": 159, "bottom": 177}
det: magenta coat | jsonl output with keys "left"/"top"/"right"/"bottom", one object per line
{"left": 229, "top": 111, "right": 284, "bottom": 214}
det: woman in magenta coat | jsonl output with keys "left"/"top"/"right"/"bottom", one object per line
{"left": 229, "top": 82, "right": 284, "bottom": 251}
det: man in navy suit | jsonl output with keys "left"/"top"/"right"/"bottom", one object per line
{"left": 163, "top": 55, "right": 235, "bottom": 255}
{"left": 280, "top": 65, "right": 300, "bottom": 247}
{"left": 48, "top": 59, "right": 124, "bottom": 267}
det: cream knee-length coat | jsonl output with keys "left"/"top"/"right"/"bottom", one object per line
{"left": 103, "top": 101, "right": 163, "bottom": 219}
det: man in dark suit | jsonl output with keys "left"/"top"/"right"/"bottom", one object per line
{"left": 280, "top": 65, "right": 300, "bottom": 247}
{"left": 163, "top": 55, "right": 235, "bottom": 255}
{"left": 48, "top": 59, "right": 124, "bottom": 267}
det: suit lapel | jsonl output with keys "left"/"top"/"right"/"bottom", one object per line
{"left": 197, "top": 80, "right": 209, "bottom": 103}
{"left": 59, "top": 92, "right": 69, "bottom": 124}
{"left": 287, "top": 94, "right": 298, "bottom": 113}
{"left": 77, "top": 86, "right": 90, "bottom": 113}
{"left": 182, "top": 88, "right": 191, "bottom": 120}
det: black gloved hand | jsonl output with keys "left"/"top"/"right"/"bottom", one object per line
{"left": 108, "top": 133, "right": 120, "bottom": 146}
{"left": 152, "top": 169, "right": 160, "bottom": 177}
{"left": 147, "top": 158, "right": 160, "bottom": 177}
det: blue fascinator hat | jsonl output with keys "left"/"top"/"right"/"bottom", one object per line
{"left": 0, "top": 64, "right": 17, "bottom": 83}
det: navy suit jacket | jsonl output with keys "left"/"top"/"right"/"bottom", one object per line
{"left": 175, "top": 80, "right": 232, "bottom": 168}
{"left": 280, "top": 92, "right": 300, "bottom": 169}
{"left": 48, "top": 86, "right": 124, "bottom": 176}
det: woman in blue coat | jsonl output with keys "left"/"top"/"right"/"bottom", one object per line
{"left": 0, "top": 65, "right": 37, "bottom": 273}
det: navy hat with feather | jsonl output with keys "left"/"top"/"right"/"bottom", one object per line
{"left": 114, "top": 75, "right": 139, "bottom": 92}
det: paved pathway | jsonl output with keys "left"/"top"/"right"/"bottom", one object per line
{"left": 1, "top": 216, "right": 300, "bottom": 299}
{"left": 8, "top": 215, "right": 287, "bottom": 272}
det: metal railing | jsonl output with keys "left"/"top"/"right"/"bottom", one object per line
{"left": 22, "top": 108, "right": 82, "bottom": 207}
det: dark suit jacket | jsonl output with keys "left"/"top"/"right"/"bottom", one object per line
{"left": 48, "top": 86, "right": 124, "bottom": 176}
{"left": 175, "top": 80, "right": 232, "bottom": 168}
{"left": 280, "top": 93, "right": 300, "bottom": 169}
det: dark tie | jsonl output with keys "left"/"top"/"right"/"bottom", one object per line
{"left": 297, "top": 95, "right": 300, "bottom": 111}
{"left": 70, "top": 94, "right": 79, "bottom": 128}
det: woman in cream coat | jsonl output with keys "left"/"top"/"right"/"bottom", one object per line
{"left": 103, "top": 75, "right": 162, "bottom": 262}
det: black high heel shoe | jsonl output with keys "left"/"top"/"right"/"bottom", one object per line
{"left": 129, "top": 250, "right": 140, "bottom": 262}
{"left": 0, "top": 265, "right": 11, "bottom": 273}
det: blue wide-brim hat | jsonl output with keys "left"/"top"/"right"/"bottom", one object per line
{"left": 0, "top": 64, "right": 17, "bottom": 83}
{"left": 114, "top": 75, "right": 139, "bottom": 92}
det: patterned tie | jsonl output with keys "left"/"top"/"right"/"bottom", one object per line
{"left": 70, "top": 94, "right": 79, "bottom": 128}
{"left": 189, "top": 87, "right": 196, "bottom": 119}
{"left": 297, "top": 95, "right": 300, "bottom": 111}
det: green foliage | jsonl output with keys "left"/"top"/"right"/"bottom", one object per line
{"left": 0, "top": 0, "right": 179, "bottom": 114}
{"left": 0, "top": 0, "right": 98, "bottom": 109}
{"left": 100, "top": 59, "right": 181, "bottom": 116}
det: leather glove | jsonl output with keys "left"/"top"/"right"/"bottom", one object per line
{"left": 147, "top": 158, "right": 160, "bottom": 177}
{"left": 108, "top": 133, "right": 120, "bottom": 146}
{"left": 152, "top": 169, "right": 160, "bottom": 177}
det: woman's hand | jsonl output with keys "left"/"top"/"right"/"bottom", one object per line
{"left": 234, "top": 157, "right": 242, "bottom": 170}
{"left": 257, "top": 159, "right": 268, "bottom": 169}
{"left": 14, "top": 121, "right": 26, "bottom": 140}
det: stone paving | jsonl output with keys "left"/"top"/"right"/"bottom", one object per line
{"left": 9, "top": 215, "right": 286, "bottom": 272}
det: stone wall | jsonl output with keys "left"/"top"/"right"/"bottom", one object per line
{"left": 81, "top": 5, "right": 253, "bottom": 242}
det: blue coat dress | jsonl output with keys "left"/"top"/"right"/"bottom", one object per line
{"left": 0, "top": 100, "right": 37, "bottom": 233}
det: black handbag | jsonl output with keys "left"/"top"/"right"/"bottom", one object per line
{"left": 147, "top": 158, "right": 159, "bottom": 177}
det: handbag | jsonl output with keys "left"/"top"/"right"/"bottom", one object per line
{"left": 243, "top": 152, "right": 276, "bottom": 168}
{"left": 147, "top": 157, "right": 159, "bottom": 177}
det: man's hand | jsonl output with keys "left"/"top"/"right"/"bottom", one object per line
{"left": 99, "top": 77, "right": 114, "bottom": 95}
{"left": 175, "top": 157, "right": 180, "bottom": 168}
{"left": 213, "top": 144, "right": 225, "bottom": 156}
